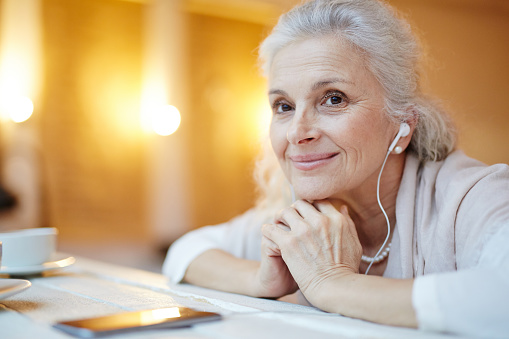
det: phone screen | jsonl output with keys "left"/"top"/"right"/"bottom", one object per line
{"left": 53, "top": 306, "right": 221, "bottom": 338}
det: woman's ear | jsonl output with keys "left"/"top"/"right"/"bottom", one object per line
{"left": 392, "top": 109, "right": 418, "bottom": 154}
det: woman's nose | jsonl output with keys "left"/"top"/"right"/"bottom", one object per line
{"left": 286, "top": 109, "right": 319, "bottom": 145}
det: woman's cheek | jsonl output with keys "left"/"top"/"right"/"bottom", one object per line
{"left": 270, "top": 124, "right": 287, "bottom": 160}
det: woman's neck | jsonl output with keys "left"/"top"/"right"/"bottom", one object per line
{"left": 329, "top": 153, "right": 406, "bottom": 252}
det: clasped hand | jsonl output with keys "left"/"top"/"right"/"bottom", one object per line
{"left": 258, "top": 200, "right": 362, "bottom": 305}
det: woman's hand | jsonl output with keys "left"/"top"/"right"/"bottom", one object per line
{"left": 262, "top": 200, "right": 362, "bottom": 306}
{"left": 253, "top": 224, "right": 299, "bottom": 298}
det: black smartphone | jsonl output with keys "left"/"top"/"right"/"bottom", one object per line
{"left": 53, "top": 306, "right": 221, "bottom": 338}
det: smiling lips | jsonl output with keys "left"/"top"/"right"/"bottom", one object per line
{"left": 289, "top": 152, "right": 339, "bottom": 170}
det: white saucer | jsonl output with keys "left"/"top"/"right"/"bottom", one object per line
{"left": 0, "top": 255, "right": 76, "bottom": 275}
{"left": 0, "top": 279, "right": 31, "bottom": 299}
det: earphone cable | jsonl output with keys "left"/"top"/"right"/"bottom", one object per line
{"left": 365, "top": 149, "right": 392, "bottom": 275}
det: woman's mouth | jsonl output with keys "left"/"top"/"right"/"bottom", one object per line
{"left": 289, "top": 152, "right": 339, "bottom": 171}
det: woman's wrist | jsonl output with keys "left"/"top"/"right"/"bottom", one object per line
{"left": 302, "top": 268, "right": 356, "bottom": 313}
{"left": 185, "top": 249, "right": 263, "bottom": 296}
{"left": 304, "top": 271, "right": 417, "bottom": 327}
{"left": 247, "top": 261, "right": 267, "bottom": 297}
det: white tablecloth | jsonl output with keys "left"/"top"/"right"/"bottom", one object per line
{"left": 0, "top": 256, "right": 460, "bottom": 338}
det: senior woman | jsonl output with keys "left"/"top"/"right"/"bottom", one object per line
{"left": 163, "top": 0, "right": 509, "bottom": 337}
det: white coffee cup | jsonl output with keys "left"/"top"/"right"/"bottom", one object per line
{"left": 0, "top": 227, "right": 58, "bottom": 267}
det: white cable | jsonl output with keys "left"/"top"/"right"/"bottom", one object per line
{"left": 365, "top": 150, "right": 392, "bottom": 275}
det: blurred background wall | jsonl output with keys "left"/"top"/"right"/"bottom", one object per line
{"left": 0, "top": 0, "right": 507, "bottom": 271}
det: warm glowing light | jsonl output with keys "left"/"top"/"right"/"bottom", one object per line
{"left": 150, "top": 105, "right": 181, "bottom": 136}
{"left": 255, "top": 99, "right": 272, "bottom": 138}
{"left": 0, "top": 95, "right": 34, "bottom": 123}
{"left": 0, "top": 0, "right": 41, "bottom": 122}
{"left": 241, "top": 95, "right": 272, "bottom": 147}
{"left": 139, "top": 307, "right": 181, "bottom": 325}
{"left": 150, "top": 307, "right": 181, "bottom": 319}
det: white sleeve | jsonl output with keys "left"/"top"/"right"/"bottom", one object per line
{"left": 162, "top": 208, "right": 268, "bottom": 283}
{"left": 412, "top": 225, "right": 509, "bottom": 338}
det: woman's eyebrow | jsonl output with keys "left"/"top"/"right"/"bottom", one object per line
{"left": 268, "top": 89, "right": 288, "bottom": 96}
{"left": 312, "top": 78, "right": 353, "bottom": 90}
{"left": 269, "top": 78, "right": 354, "bottom": 96}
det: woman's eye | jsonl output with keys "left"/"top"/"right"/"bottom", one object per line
{"left": 326, "top": 96, "right": 343, "bottom": 105}
{"left": 275, "top": 102, "right": 293, "bottom": 113}
{"left": 325, "top": 95, "right": 344, "bottom": 105}
{"left": 323, "top": 91, "right": 347, "bottom": 106}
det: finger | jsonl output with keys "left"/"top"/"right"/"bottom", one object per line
{"left": 313, "top": 201, "right": 353, "bottom": 227}
{"left": 339, "top": 205, "right": 358, "bottom": 233}
{"left": 275, "top": 206, "right": 307, "bottom": 231}
{"left": 312, "top": 199, "right": 339, "bottom": 215}
{"left": 262, "top": 223, "right": 289, "bottom": 246}
{"left": 333, "top": 206, "right": 361, "bottom": 248}
{"left": 312, "top": 201, "right": 360, "bottom": 242}
{"left": 277, "top": 223, "right": 291, "bottom": 232}
{"left": 262, "top": 235, "right": 281, "bottom": 256}
{"left": 274, "top": 209, "right": 289, "bottom": 226}
{"left": 291, "top": 199, "right": 321, "bottom": 219}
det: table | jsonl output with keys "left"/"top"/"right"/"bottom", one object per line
{"left": 0, "top": 256, "right": 458, "bottom": 338}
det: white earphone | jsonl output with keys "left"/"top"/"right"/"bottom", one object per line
{"left": 366, "top": 122, "right": 411, "bottom": 274}
{"left": 388, "top": 123, "right": 410, "bottom": 153}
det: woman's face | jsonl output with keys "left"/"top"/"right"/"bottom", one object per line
{"left": 268, "top": 35, "right": 397, "bottom": 200}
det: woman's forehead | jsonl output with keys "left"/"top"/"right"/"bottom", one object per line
{"left": 268, "top": 36, "right": 374, "bottom": 91}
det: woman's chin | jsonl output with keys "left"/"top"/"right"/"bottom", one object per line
{"left": 294, "top": 188, "right": 333, "bottom": 201}
{"left": 291, "top": 177, "right": 342, "bottom": 201}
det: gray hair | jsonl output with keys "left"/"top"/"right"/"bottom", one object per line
{"left": 258, "top": 0, "right": 456, "bottom": 162}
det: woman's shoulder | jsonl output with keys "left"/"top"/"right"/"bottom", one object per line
{"left": 411, "top": 150, "right": 509, "bottom": 270}
{"left": 420, "top": 150, "right": 509, "bottom": 191}
{"left": 440, "top": 149, "right": 507, "bottom": 172}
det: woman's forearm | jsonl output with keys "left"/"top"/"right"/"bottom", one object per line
{"left": 183, "top": 249, "right": 260, "bottom": 296}
{"left": 311, "top": 273, "right": 417, "bottom": 327}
